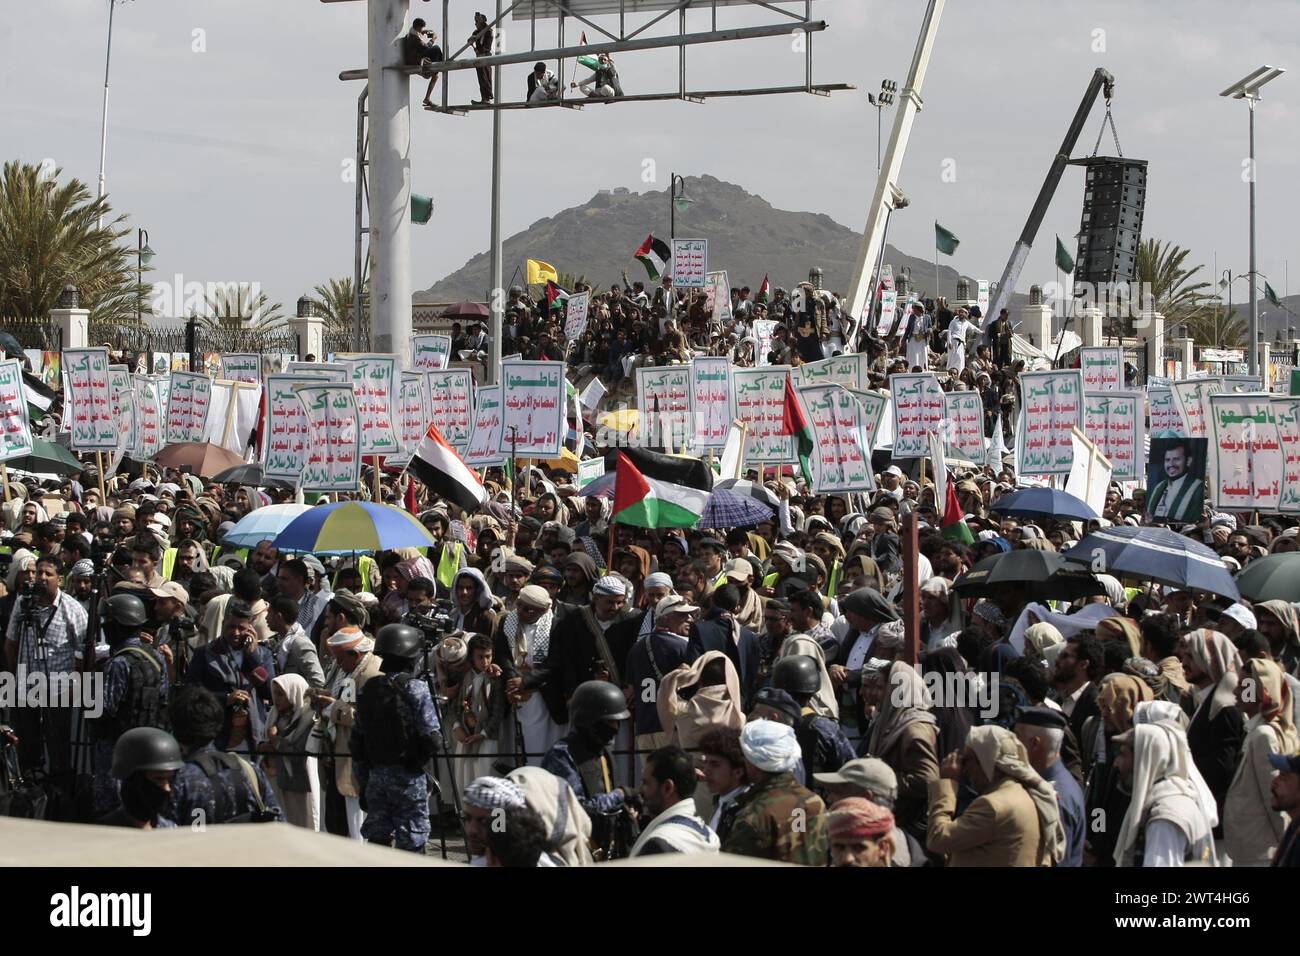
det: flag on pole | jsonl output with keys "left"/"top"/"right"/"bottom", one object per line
{"left": 409, "top": 422, "right": 489, "bottom": 513}
{"left": 756, "top": 275, "right": 770, "bottom": 305}
{"left": 612, "top": 451, "right": 706, "bottom": 529}
{"left": 942, "top": 479, "right": 975, "bottom": 544}
{"left": 527, "top": 259, "right": 558, "bottom": 285}
{"left": 782, "top": 374, "right": 814, "bottom": 487}
{"left": 577, "top": 31, "right": 597, "bottom": 70}
{"left": 935, "top": 222, "right": 960, "bottom": 255}
{"left": 634, "top": 234, "right": 672, "bottom": 283}
{"left": 1055, "top": 236, "right": 1075, "bottom": 273}
{"left": 545, "top": 280, "right": 571, "bottom": 312}
{"left": 1265, "top": 282, "right": 1282, "bottom": 308}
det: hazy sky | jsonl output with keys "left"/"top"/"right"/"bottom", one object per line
{"left": 6, "top": 0, "right": 1298, "bottom": 319}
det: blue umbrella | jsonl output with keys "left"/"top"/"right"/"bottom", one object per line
{"left": 577, "top": 470, "right": 617, "bottom": 499}
{"left": 1063, "top": 525, "right": 1239, "bottom": 600}
{"left": 699, "top": 489, "right": 774, "bottom": 529}
{"left": 222, "top": 503, "right": 312, "bottom": 549}
{"left": 274, "top": 501, "right": 437, "bottom": 555}
{"left": 990, "top": 487, "right": 1099, "bottom": 522}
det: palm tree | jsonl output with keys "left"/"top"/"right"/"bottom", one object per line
{"left": 309, "top": 276, "right": 355, "bottom": 331}
{"left": 1136, "top": 239, "right": 1214, "bottom": 331}
{"left": 202, "top": 285, "right": 285, "bottom": 329}
{"left": 0, "top": 160, "right": 148, "bottom": 323}
{"left": 1182, "top": 302, "right": 1247, "bottom": 349}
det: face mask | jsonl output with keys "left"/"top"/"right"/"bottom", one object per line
{"left": 120, "top": 774, "right": 170, "bottom": 822}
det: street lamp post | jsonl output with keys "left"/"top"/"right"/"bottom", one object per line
{"left": 867, "top": 80, "right": 898, "bottom": 173}
{"left": 136, "top": 227, "right": 154, "bottom": 325}
{"left": 669, "top": 173, "right": 693, "bottom": 244}
{"left": 97, "top": 0, "right": 134, "bottom": 229}
{"left": 1221, "top": 65, "right": 1286, "bottom": 377}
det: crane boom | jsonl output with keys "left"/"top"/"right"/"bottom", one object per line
{"left": 984, "top": 68, "right": 1115, "bottom": 327}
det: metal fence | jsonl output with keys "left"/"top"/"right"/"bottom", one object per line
{"left": 4, "top": 317, "right": 63, "bottom": 351}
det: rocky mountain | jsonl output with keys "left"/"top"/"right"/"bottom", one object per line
{"left": 419, "top": 174, "right": 1007, "bottom": 306}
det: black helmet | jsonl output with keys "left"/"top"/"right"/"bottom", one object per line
{"left": 568, "top": 680, "right": 630, "bottom": 729}
{"left": 374, "top": 623, "right": 423, "bottom": 662}
{"left": 772, "top": 655, "right": 821, "bottom": 696}
{"left": 111, "top": 727, "right": 185, "bottom": 779}
{"left": 102, "top": 593, "right": 148, "bottom": 628}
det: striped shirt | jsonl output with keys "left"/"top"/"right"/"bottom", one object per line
{"left": 297, "top": 589, "right": 332, "bottom": 633}
{"left": 5, "top": 590, "right": 88, "bottom": 675}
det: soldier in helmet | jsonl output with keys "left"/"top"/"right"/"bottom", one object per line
{"left": 90, "top": 592, "right": 171, "bottom": 816}
{"left": 351, "top": 623, "right": 441, "bottom": 852}
{"left": 100, "top": 727, "right": 184, "bottom": 829}
{"left": 771, "top": 655, "right": 855, "bottom": 788}
{"left": 541, "top": 679, "right": 637, "bottom": 855}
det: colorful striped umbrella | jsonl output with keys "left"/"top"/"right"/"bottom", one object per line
{"left": 274, "top": 501, "right": 437, "bottom": 555}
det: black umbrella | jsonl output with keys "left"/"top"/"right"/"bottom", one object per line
{"left": 210, "top": 462, "right": 292, "bottom": 489}
{"left": 953, "top": 549, "right": 1105, "bottom": 601}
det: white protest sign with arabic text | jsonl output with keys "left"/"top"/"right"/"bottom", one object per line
{"left": 732, "top": 368, "right": 794, "bottom": 464}
{"left": 889, "top": 373, "right": 945, "bottom": 460}
{"left": 1083, "top": 390, "right": 1144, "bottom": 481}
{"left": 499, "top": 361, "right": 566, "bottom": 458}
{"left": 690, "top": 357, "right": 731, "bottom": 450}
{"left": 342, "top": 354, "right": 400, "bottom": 456}
{"left": 671, "top": 238, "right": 707, "bottom": 289}
{"left": 0, "top": 359, "right": 34, "bottom": 461}
{"left": 1208, "top": 394, "right": 1282, "bottom": 511}
{"left": 425, "top": 369, "right": 474, "bottom": 450}
{"left": 798, "top": 384, "right": 874, "bottom": 493}
{"left": 467, "top": 385, "right": 507, "bottom": 467}
{"left": 294, "top": 382, "right": 362, "bottom": 492}
{"left": 1017, "top": 370, "right": 1084, "bottom": 476}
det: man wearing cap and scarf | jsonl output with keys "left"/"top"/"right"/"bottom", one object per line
{"left": 827, "top": 797, "right": 897, "bottom": 867}
{"left": 813, "top": 757, "right": 925, "bottom": 867}
{"left": 626, "top": 594, "right": 701, "bottom": 753}
{"left": 496, "top": 585, "right": 567, "bottom": 764}
{"left": 491, "top": 553, "right": 534, "bottom": 613}
{"left": 1014, "top": 707, "right": 1085, "bottom": 866}
{"left": 723, "top": 719, "right": 829, "bottom": 865}
{"left": 928, "top": 724, "right": 1066, "bottom": 867}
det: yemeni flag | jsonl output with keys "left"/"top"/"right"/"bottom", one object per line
{"left": 782, "top": 374, "right": 815, "bottom": 487}
{"left": 408, "top": 422, "right": 489, "bottom": 513}
{"left": 635, "top": 234, "right": 671, "bottom": 283}
{"left": 545, "top": 280, "right": 571, "bottom": 312}
{"left": 612, "top": 451, "right": 706, "bottom": 529}
{"left": 935, "top": 222, "right": 960, "bottom": 256}
{"left": 942, "top": 480, "right": 975, "bottom": 545}
{"left": 756, "top": 274, "right": 770, "bottom": 305}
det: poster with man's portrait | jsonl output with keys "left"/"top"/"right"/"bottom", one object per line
{"left": 1146, "top": 437, "right": 1207, "bottom": 524}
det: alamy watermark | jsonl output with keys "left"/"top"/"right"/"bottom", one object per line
{"left": 0, "top": 666, "right": 104, "bottom": 718}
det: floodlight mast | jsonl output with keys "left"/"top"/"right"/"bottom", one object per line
{"left": 1220, "top": 65, "right": 1285, "bottom": 377}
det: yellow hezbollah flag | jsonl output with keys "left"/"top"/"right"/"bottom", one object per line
{"left": 527, "top": 259, "right": 558, "bottom": 285}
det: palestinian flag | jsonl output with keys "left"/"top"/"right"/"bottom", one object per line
{"left": 756, "top": 274, "right": 770, "bottom": 305}
{"left": 409, "top": 422, "right": 488, "bottom": 513}
{"left": 577, "top": 32, "right": 598, "bottom": 71}
{"left": 545, "top": 280, "right": 571, "bottom": 312}
{"left": 942, "top": 479, "right": 975, "bottom": 544}
{"left": 612, "top": 451, "right": 706, "bottom": 529}
{"left": 635, "top": 234, "right": 671, "bottom": 283}
{"left": 782, "top": 374, "right": 814, "bottom": 487}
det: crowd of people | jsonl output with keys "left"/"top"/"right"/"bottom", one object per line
{"left": 1, "top": 259, "right": 1298, "bottom": 868}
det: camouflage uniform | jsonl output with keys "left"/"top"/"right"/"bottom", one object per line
{"left": 162, "top": 743, "right": 282, "bottom": 827}
{"left": 721, "top": 771, "right": 828, "bottom": 865}
{"left": 90, "top": 637, "right": 170, "bottom": 815}
{"left": 353, "top": 676, "right": 440, "bottom": 851}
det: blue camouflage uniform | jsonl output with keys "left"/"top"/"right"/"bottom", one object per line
{"left": 794, "top": 708, "right": 857, "bottom": 787}
{"left": 161, "top": 743, "right": 282, "bottom": 827}
{"left": 91, "top": 637, "right": 171, "bottom": 815}
{"left": 353, "top": 676, "right": 440, "bottom": 851}
{"left": 541, "top": 739, "right": 626, "bottom": 815}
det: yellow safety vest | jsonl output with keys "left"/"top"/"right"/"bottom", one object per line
{"left": 436, "top": 542, "right": 464, "bottom": 590}
{"left": 762, "top": 571, "right": 780, "bottom": 588}
{"left": 827, "top": 559, "right": 842, "bottom": 599}
{"left": 161, "top": 547, "right": 177, "bottom": 581}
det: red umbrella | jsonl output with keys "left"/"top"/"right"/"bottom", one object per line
{"left": 441, "top": 301, "right": 489, "bottom": 319}
{"left": 152, "top": 442, "right": 247, "bottom": 478}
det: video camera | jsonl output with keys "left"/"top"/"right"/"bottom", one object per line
{"left": 402, "top": 599, "right": 457, "bottom": 647}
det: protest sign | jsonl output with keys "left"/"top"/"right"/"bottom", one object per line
{"left": 579, "top": 377, "right": 607, "bottom": 411}
{"left": 63, "top": 348, "right": 116, "bottom": 451}
{"left": 1080, "top": 346, "right": 1124, "bottom": 391}
{"left": 977, "top": 279, "right": 990, "bottom": 318}
{"left": 425, "top": 369, "right": 474, "bottom": 450}
{"left": 220, "top": 353, "right": 262, "bottom": 385}
{"left": 691, "top": 357, "right": 731, "bottom": 450}
{"left": 1016, "top": 370, "right": 1084, "bottom": 476}
{"left": 752, "top": 319, "right": 778, "bottom": 367}
{"left": 108, "top": 387, "right": 137, "bottom": 477}
{"left": 1271, "top": 397, "right": 1300, "bottom": 515}
{"left": 342, "top": 354, "right": 400, "bottom": 456}
{"left": 499, "top": 360, "right": 566, "bottom": 458}
{"left": 732, "top": 367, "right": 794, "bottom": 464}
{"left": 1148, "top": 387, "right": 1182, "bottom": 437}
{"left": 798, "top": 354, "right": 866, "bottom": 390}
{"left": 636, "top": 365, "right": 693, "bottom": 450}
{"left": 848, "top": 389, "right": 890, "bottom": 453}
{"left": 108, "top": 365, "right": 132, "bottom": 395}
{"left": 671, "top": 238, "right": 707, "bottom": 289}
{"left": 578, "top": 456, "right": 606, "bottom": 489}
{"left": 294, "top": 382, "right": 361, "bottom": 493}
{"left": 165, "top": 371, "right": 214, "bottom": 445}
{"left": 286, "top": 361, "right": 348, "bottom": 379}
{"left": 1170, "top": 377, "right": 1223, "bottom": 439}
{"left": 0, "top": 359, "right": 34, "bottom": 461}
{"left": 202, "top": 380, "right": 260, "bottom": 455}
{"left": 263, "top": 373, "right": 334, "bottom": 482}
{"left": 1067, "top": 428, "right": 1113, "bottom": 516}
{"left": 705, "top": 271, "right": 732, "bottom": 323}
{"left": 411, "top": 335, "right": 453, "bottom": 371}
{"left": 1208, "top": 394, "right": 1283, "bottom": 511}
{"left": 1224, "top": 375, "right": 1263, "bottom": 393}
{"left": 889, "top": 373, "right": 946, "bottom": 460}
{"left": 944, "top": 390, "right": 985, "bottom": 461}
{"left": 132, "top": 375, "right": 164, "bottom": 459}
{"left": 798, "top": 384, "right": 874, "bottom": 493}
{"left": 386, "top": 373, "right": 430, "bottom": 471}
{"left": 875, "top": 287, "right": 899, "bottom": 337}
{"left": 466, "top": 385, "right": 507, "bottom": 467}
{"left": 562, "top": 291, "right": 591, "bottom": 344}
{"left": 1083, "top": 390, "right": 1144, "bottom": 481}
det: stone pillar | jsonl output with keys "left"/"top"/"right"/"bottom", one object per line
{"left": 1018, "top": 288, "right": 1053, "bottom": 351}
{"left": 1260, "top": 343, "right": 1272, "bottom": 390}
{"left": 1136, "top": 309, "right": 1164, "bottom": 383}
{"left": 1077, "top": 307, "right": 1104, "bottom": 348}
{"left": 289, "top": 314, "right": 325, "bottom": 361}
{"left": 50, "top": 285, "right": 89, "bottom": 349}
{"left": 1173, "top": 336, "right": 1195, "bottom": 378}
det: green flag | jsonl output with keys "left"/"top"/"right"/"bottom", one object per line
{"left": 935, "top": 222, "right": 960, "bottom": 256}
{"left": 1265, "top": 282, "right": 1282, "bottom": 308}
{"left": 1055, "top": 235, "right": 1075, "bottom": 273}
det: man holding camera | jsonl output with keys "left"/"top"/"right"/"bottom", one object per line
{"left": 403, "top": 18, "right": 445, "bottom": 110}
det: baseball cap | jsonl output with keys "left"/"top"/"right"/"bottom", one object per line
{"left": 724, "top": 557, "right": 754, "bottom": 582}
{"left": 812, "top": 757, "right": 898, "bottom": 802}
{"left": 655, "top": 594, "right": 700, "bottom": 617}
{"left": 150, "top": 581, "right": 191, "bottom": 605}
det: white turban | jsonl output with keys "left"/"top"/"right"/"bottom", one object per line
{"left": 740, "top": 719, "right": 801, "bottom": 773}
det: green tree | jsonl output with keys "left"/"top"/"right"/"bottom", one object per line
{"left": 202, "top": 284, "right": 285, "bottom": 329}
{"left": 1183, "top": 302, "right": 1247, "bottom": 349}
{"left": 309, "top": 276, "right": 355, "bottom": 331}
{"left": 1136, "top": 239, "right": 1213, "bottom": 330}
{"left": 0, "top": 160, "right": 147, "bottom": 323}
